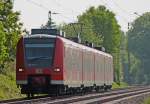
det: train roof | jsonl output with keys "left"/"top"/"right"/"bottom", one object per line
{"left": 58, "top": 36, "right": 112, "bottom": 58}
{"left": 23, "top": 34, "right": 57, "bottom": 38}
{"left": 22, "top": 34, "right": 112, "bottom": 58}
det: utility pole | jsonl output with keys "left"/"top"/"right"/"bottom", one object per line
{"left": 127, "top": 22, "right": 131, "bottom": 82}
{"left": 48, "top": 11, "right": 52, "bottom": 29}
{"left": 48, "top": 11, "right": 59, "bottom": 29}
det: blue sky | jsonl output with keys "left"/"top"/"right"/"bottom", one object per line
{"left": 14, "top": 0, "right": 150, "bottom": 32}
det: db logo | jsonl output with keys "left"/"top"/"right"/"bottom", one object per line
{"left": 36, "top": 69, "right": 43, "bottom": 74}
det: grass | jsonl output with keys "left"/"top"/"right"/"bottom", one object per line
{"left": 0, "top": 61, "right": 23, "bottom": 100}
{"left": 112, "top": 82, "right": 128, "bottom": 89}
{"left": 143, "top": 98, "right": 150, "bottom": 104}
{"left": 0, "top": 74, "right": 22, "bottom": 99}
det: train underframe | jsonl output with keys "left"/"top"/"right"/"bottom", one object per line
{"left": 19, "top": 76, "right": 112, "bottom": 98}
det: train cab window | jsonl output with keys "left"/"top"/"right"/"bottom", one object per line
{"left": 24, "top": 38, "right": 55, "bottom": 68}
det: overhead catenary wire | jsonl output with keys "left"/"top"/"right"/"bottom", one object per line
{"left": 53, "top": 0, "right": 80, "bottom": 15}
{"left": 26, "top": 0, "right": 132, "bottom": 31}
{"left": 26, "top": 0, "right": 49, "bottom": 11}
{"left": 110, "top": 0, "right": 130, "bottom": 15}
{"left": 105, "top": 0, "right": 138, "bottom": 31}
{"left": 25, "top": 0, "right": 74, "bottom": 22}
{"left": 101, "top": 0, "right": 129, "bottom": 22}
{"left": 109, "top": 0, "right": 140, "bottom": 18}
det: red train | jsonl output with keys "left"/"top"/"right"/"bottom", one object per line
{"left": 16, "top": 29, "right": 113, "bottom": 97}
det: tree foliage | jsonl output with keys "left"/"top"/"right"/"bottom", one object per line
{"left": 0, "top": 0, "right": 22, "bottom": 69}
{"left": 128, "top": 12, "right": 150, "bottom": 84}
{"left": 78, "top": 6, "right": 121, "bottom": 53}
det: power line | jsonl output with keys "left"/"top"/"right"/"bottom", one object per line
{"left": 107, "top": 0, "right": 140, "bottom": 19}
{"left": 94, "top": 0, "right": 129, "bottom": 31}
{"left": 53, "top": 0, "right": 80, "bottom": 15}
{"left": 110, "top": 0, "right": 129, "bottom": 15}
{"left": 101, "top": 0, "right": 129, "bottom": 22}
{"left": 26, "top": 0, "right": 74, "bottom": 22}
{"left": 26, "top": 0, "right": 49, "bottom": 11}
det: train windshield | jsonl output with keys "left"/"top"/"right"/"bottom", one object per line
{"left": 24, "top": 38, "right": 55, "bottom": 68}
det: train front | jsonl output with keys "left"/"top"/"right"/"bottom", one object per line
{"left": 16, "top": 29, "right": 64, "bottom": 97}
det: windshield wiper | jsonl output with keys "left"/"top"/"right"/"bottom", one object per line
{"left": 28, "top": 56, "right": 50, "bottom": 61}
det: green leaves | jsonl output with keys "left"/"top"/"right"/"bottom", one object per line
{"left": 128, "top": 12, "right": 150, "bottom": 84}
{"left": 0, "top": 0, "right": 22, "bottom": 70}
{"left": 0, "top": 22, "right": 8, "bottom": 65}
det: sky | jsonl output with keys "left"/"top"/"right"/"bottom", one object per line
{"left": 13, "top": 0, "right": 150, "bottom": 32}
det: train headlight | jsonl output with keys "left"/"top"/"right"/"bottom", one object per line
{"left": 19, "top": 68, "right": 23, "bottom": 72}
{"left": 54, "top": 68, "right": 60, "bottom": 72}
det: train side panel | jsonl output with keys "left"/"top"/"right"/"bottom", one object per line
{"left": 62, "top": 37, "right": 113, "bottom": 88}
{"left": 109, "top": 57, "right": 113, "bottom": 85}
{"left": 95, "top": 53, "right": 105, "bottom": 86}
{"left": 104, "top": 55, "right": 113, "bottom": 86}
{"left": 63, "top": 43, "right": 82, "bottom": 87}
{"left": 82, "top": 49, "right": 95, "bottom": 87}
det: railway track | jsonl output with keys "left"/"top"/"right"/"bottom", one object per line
{"left": 0, "top": 86, "right": 149, "bottom": 104}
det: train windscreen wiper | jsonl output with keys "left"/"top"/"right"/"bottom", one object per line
{"left": 27, "top": 56, "right": 50, "bottom": 61}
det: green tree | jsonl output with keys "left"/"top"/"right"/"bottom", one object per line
{"left": 128, "top": 12, "right": 150, "bottom": 84}
{"left": 0, "top": 0, "right": 22, "bottom": 69}
{"left": 0, "top": 22, "right": 7, "bottom": 65}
